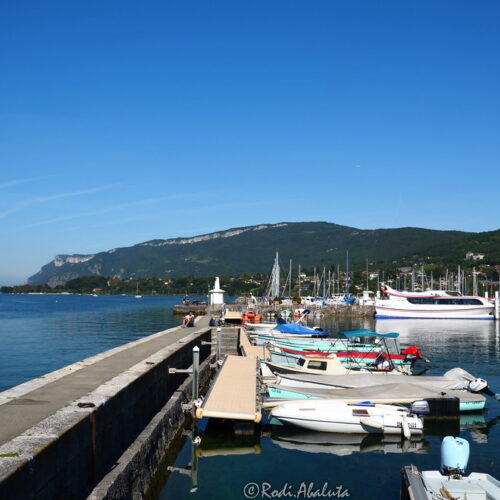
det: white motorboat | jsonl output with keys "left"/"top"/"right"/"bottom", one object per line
{"left": 375, "top": 284, "right": 494, "bottom": 319}
{"left": 264, "top": 354, "right": 408, "bottom": 377}
{"left": 265, "top": 381, "right": 487, "bottom": 412}
{"left": 270, "top": 400, "right": 424, "bottom": 436}
{"left": 401, "top": 436, "right": 500, "bottom": 499}
{"left": 274, "top": 366, "right": 495, "bottom": 390}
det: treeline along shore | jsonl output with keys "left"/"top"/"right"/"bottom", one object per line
{"left": 2, "top": 262, "right": 500, "bottom": 297}
{"left": 0, "top": 275, "right": 268, "bottom": 296}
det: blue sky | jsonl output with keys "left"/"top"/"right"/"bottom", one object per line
{"left": 1, "top": 1, "right": 499, "bottom": 284}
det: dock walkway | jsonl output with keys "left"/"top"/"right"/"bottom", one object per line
{"left": 239, "top": 328, "right": 267, "bottom": 359}
{"left": 0, "top": 317, "right": 210, "bottom": 446}
{"left": 196, "top": 328, "right": 263, "bottom": 422}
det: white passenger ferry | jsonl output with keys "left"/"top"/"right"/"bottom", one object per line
{"left": 375, "top": 284, "right": 494, "bottom": 319}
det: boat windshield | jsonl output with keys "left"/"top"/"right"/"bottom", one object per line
{"left": 306, "top": 360, "right": 328, "bottom": 371}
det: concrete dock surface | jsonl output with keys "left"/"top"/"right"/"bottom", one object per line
{"left": 0, "top": 316, "right": 210, "bottom": 446}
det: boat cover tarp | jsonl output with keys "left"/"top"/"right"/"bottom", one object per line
{"left": 276, "top": 323, "right": 329, "bottom": 336}
{"left": 267, "top": 382, "right": 486, "bottom": 404}
{"left": 337, "top": 329, "right": 399, "bottom": 339}
{"left": 276, "top": 367, "right": 477, "bottom": 392}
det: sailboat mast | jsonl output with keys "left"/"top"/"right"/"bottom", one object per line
{"left": 298, "top": 264, "right": 301, "bottom": 298}
{"left": 346, "top": 250, "right": 350, "bottom": 296}
{"left": 271, "top": 251, "right": 280, "bottom": 298}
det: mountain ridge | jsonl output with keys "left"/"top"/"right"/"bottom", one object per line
{"left": 28, "top": 221, "right": 499, "bottom": 286}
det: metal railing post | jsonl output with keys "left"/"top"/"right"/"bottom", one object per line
{"left": 192, "top": 346, "right": 200, "bottom": 403}
{"left": 216, "top": 327, "right": 222, "bottom": 362}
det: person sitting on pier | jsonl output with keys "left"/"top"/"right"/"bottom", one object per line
{"left": 182, "top": 296, "right": 190, "bottom": 306}
{"left": 183, "top": 312, "right": 195, "bottom": 327}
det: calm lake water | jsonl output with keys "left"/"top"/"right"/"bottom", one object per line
{"left": 1, "top": 296, "right": 499, "bottom": 499}
{"left": 0, "top": 293, "right": 194, "bottom": 391}
{"left": 156, "top": 317, "right": 500, "bottom": 500}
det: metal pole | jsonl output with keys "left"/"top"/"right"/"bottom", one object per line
{"left": 298, "top": 264, "right": 301, "bottom": 298}
{"left": 366, "top": 258, "right": 369, "bottom": 290}
{"left": 192, "top": 346, "right": 200, "bottom": 403}
{"left": 216, "top": 328, "right": 222, "bottom": 362}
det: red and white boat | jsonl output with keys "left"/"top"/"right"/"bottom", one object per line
{"left": 375, "top": 285, "right": 494, "bottom": 320}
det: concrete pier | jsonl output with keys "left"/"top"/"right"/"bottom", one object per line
{"left": 0, "top": 318, "right": 213, "bottom": 500}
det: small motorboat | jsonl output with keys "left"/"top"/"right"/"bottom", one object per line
{"left": 272, "top": 367, "right": 499, "bottom": 402}
{"left": 270, "top": 400, "right": 424, "bottom": 437}
{"left": 401, "top": 436, "right": 500, "bottom": 499}
{"left": 265, "top": 381, "right": 487, "bottom": 413}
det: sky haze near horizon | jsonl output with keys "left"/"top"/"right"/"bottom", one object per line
{"left": 1, "top": 1, "right": 499, "bottom": 284}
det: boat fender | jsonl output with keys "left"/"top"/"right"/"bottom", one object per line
{"left": 359, "top": 418, "right": 384, "bottom": 431}
{"left": 401, "top": 414, "right": 411, "bottom": 440}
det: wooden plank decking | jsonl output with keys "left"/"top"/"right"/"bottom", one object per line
{"left": 238, "top": 329, "right": 267, "bottom": 359}
{"left": 196, "top": 354, "right": 261, "bottom": 422}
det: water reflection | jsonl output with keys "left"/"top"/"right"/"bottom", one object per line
{"left": 160, "top": 414, "right": 500, "bottom": 497}
{"left": 374, "top": 318, "right": 494, "bottom": 338}
{"left": 269, "top": 428, "right": 428, "bottom": 456}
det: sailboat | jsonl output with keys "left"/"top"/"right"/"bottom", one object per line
{"left": 135, "top": 283, "right": 142, "bottom": 299}
{"left": 265, "top": 250, "right": 281, "bottom": 301}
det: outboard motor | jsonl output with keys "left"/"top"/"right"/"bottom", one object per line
{"left": 468, "top": 378, "right": 500, "bottom": 401}
{"left": 441, "top": 436, "right": 469, "bottom": 477}
{"left": 410, "top": 400, "right": 430, "bottom": 416}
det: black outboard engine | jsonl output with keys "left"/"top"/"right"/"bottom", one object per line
{"left": 468, "top": 378, "right": 500, "bottom": 401}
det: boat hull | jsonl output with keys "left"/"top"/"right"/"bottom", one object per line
{"left": 266, "top": 385, "right": 486, "bottom": 412}
{"left": 271, "top": 401, "right": 423, "bottom": 435}
{"left": 375, "top": 304, "right": 494, "bottom": 319}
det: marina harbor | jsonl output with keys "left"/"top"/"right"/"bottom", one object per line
{"left": 1, "top": 283, "right": 499, "bottom": 499}
{"left": 3, "top": 3, "right": 500, "bottom": 498}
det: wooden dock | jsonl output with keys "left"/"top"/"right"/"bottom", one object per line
{"left": 195, "top": 329, "right": 263, "bottom": 423}
{"left": 239, "top": 328, "right": 267, "bottom": 359}
{"left": 196, "top": 354, "right": 261, "bottom": 422}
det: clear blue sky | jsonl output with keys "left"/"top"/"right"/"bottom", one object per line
{"left": 1, "top": 1, "right": 499, "bottom": 284}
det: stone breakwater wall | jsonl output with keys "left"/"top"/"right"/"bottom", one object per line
{"left": 0, "top": 327, "right": 213, "bottom": 500}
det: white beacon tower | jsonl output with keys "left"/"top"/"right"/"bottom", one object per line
{"left": 209, "top": 277, "right": 225, "bottom": 307}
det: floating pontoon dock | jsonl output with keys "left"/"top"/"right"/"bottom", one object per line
{"left": 195, "top": 329, "right": 264, "bottom": 422}
{"left": 196, "top": 354, "right": 261, "bottom": 422}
